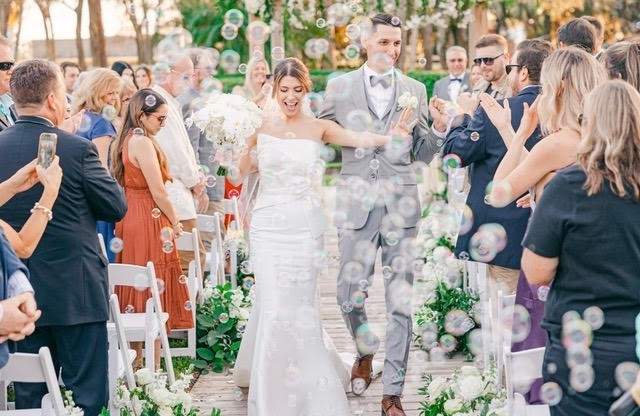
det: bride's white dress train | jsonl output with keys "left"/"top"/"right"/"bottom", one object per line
{"left": 233, "top": 134, "right": 351, "bottom": 415}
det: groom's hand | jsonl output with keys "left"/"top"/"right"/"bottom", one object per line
{"left": 429, "top": 97, "right": 449, "bottom": 132}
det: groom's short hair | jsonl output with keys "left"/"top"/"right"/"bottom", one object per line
{"left": 516, "top": 39, "right": 554, "bottom": 84}
{"left": 371, "top": 13, "right": 402, "bottom": 31}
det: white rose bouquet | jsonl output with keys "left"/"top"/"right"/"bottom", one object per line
{"left": 397, "top": 91, "right": 419, "bottom": 110}
{"left": 186, "top": 92, "right": 263, "bottom": 151}
{"left": 419, "top": 366, "right": 507, "bottom": 416}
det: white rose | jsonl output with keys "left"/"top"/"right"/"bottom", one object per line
{"left": 132, "top": 397, "right": 146, "bottom": 415}
{"left": 148, "top": 387, "right": 176, "bottom": 407}
{"left": 444, "top": 398, "right": 463, "bottom": 414}
{"left": 427, "top": 376, "right": 448, "bottom": 400}
{"left": 135, "top": 368, "right": 156, "bottom": 386}
{"left": 457, "top": 375, "right": 484, "bottom": 401}
{"left": 158, "top": 406, "right": 173, "bottom": 416}
{"left": 175, "top": 390, "right": 193, "bottom": 412}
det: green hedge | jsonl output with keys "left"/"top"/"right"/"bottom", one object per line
{"left": 217, "top": 69, "right": 446, "bottom": 97}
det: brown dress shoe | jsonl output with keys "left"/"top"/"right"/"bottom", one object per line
{"left": 351, "top": 354, "right": 373, "bottom": 395}
{"left": 381, "top": 395, "right": 405, "bottom": 416}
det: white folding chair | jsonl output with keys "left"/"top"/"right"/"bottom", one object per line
{"left": 196, "top": 213, "right": 225, "bottom": 287}
{"left": 496, "top": 291, "right": 516, "bottom": 387}
{"left": 108, "top": 261, "right": 176, "bottom": 385}
{"left": 505, "top": 347, "right": 549, "bottom": 416}
{"left": 464, "top": 260, "right": 491, "bottom": 369}
{"left": 0, "top": 347, "right": 66, "bottom": 415}
{"left": 107, "top": 294, "right": 137, "bottom": 412}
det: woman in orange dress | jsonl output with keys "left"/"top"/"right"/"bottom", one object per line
{"left": 110, "top": 89, "right": 193, "bottom": 354}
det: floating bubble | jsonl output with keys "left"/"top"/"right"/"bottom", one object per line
{"left": 382, "top": 265, "right": 393, "bottom": 279}
{"left": 440, "top": 334, "right": 457, "bottom": 352}
{"left": 459, "top": 205, "right": 474, "bottom": 235}
{"left": 224, "top": 9, "right": 244, "bottom": 27}
{"left": 470, "top": 131, "right": 480, "bottom": 141}
{"left": 238, "top": 63, "right": 248, "bottom": 74}
{"left": 161, "top": 240, "right": 174, "bottom": 253}
{"left": 247, "top": 21, "right": 270, "bottom": 44}
{"left": 354, "top": 147, "right": 366, "bottom": 159}
{"left": 341, "top": 301, "right": 354, "bottom": 313}
{"left": 562, "top": 318, "right": 593, "bottom": 349}
{"left": 242, "top": 277, "right": 255, "bottom": 290}
{"left": 391, "top": 16, "right": 401, "bottom": 25}
{"left": 156, "top": 278, "right": 165, "bottom": 294}
{"left": 221, "top": 23, "right": 239, "bottom": 40}
{"left": 124, "top": 304, "right": 135, "bottom": 313}
{"left": 346, "top": 23, "right": 361, "bottom": 40}
{"left": 160, "top": 227, "right": 173, "bottom": 242}
{"left": 467, "top": 328, "right": 483, "bottom": 355}
{"left": 205, "top": 175, "right": 217, "bottom": 188}
{"left": 271, "top": 46, "right": 285, "bottom": 61}
{"left": 326, "top": 3, "right": 352, "bottom": 26}
{"left": 442, "top": 153, "right": 461, "bottom": 172}
{"left": 355, "top": 324, "right": 379, "bottom": 355}
{"left": 344, "top": 44, "right": 361, "bottom": 60}
{"left": 429, "top": 346, "right": 447, "bottom": 362}
{"left": 178, "top": 274, "right": 187, "bottom": 285}
{"left": 570, "top": 364, "right": 595, "bottom": 392}
{"left": 537, "top": 285, "right": 550, "bottom": 301}
{"left": 220, "top": 50, "right": 241, "bottom": 73}
{"left": 615, "top": 362, "right": 640, "bottom": 391}
{"left": 369, "top": 159, "right": 380, "bottom": 171}
{"left": 151, "top": 207, "right": 161, "bottom": 218}
{"left": 184, "top": 300, "right": 192, "bottom": 311}
{"left": 444, "top": 309, "right": 474, "bottom": 336}
{"left": 583, "top": 306, "right": 604, "bottom": 330}
{"left": 102, "top": 105, "right": 117, "bottom": 121}
{"left": 540, "top": 382, "right": 563, "bottom": 406}
{"left": 219, "top": 312, "right": 229, "bottom": 323}
{"left": 511, "top": 304, "right": 532, "bottom": 343}
{"left": 566, "top": 345, "right": 593, "bottom": 369}
{"left": 316, "top": 18, "right": 327, "bottom": 28}
{"left": 418, "top": 57, "right": 427, "bottom": 66}
{"left": 109, "top": 238, "right": 124, "bottom": 253}
{"left": 144, "top": 95, "right": 157, "bottom": 107}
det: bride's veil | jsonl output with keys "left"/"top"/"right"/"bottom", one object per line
{"left": 237, "top": 94, "right": 315, "bottom": 231}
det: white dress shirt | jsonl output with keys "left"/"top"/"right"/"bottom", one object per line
{"left": 363, "top": 64, "right": 395, "bottom": 119}
{"left": 152, "top": 85, "right": 201, "bottom": 221}
{"left": 447, "top": 73, "right": 465, "bottom": 103}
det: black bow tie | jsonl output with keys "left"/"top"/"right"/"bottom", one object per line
{"left": 450, "top": 78, "right": 463, "bottom": 83}
{"left": 370, "top": 74, "right": 393, "bottom": 89}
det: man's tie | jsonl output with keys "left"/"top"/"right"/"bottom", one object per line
{"left": 0, "top": 104, "right": 9, "bottom": 127}
{"left": 450, "top": 78, "right": 463, "bottom": 83}
{"left": 370, "top": 74, "right": 392, "bottom": 89}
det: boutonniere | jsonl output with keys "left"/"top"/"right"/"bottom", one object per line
{"left": 396, "top": 92, "right": 418, "bottom": 112}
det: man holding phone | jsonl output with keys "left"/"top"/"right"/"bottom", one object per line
{"left": 0, "top": 59, "right": 127, "bottom": 415}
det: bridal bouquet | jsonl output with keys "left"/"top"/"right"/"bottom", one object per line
{"left": 109, "top": 369, "right": 196, "bottom": 416}
{"left": 419, "top": 365, "right": 507, "bottom": 416}
{"left": 186, "top": 93, "right": 262, "bottom": 149}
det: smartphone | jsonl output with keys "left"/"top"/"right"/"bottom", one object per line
{"left": 37, "top": 133, "right": 57, "bottom": 168}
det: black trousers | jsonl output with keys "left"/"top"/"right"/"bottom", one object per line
{"left": 14, "top": 321, "right": 108, "bottom": 416}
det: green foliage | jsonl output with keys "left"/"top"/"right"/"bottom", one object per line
{"left": 414, "top": 282, "right": 479, "bottom": 360}
{"left": 210, "top": 409, "right": 223, "bottom": 416}
{"left": 417, "top": 374, "right": 451, "bottom": 416}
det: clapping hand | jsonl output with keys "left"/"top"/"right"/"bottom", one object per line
{"left": 479, "top": 93, "right": 512, "bottom": 133}
{"left": 516, "top": 98, "right": 539, "bottom": 140}
{"left": 428, "top": 96, "right": 449, "bottom": 132}
{"left": 389, "top": 106, "right": 417, "bottom": 138}
{"left": 457, "top": 92, "right": 480, "bottom": 115}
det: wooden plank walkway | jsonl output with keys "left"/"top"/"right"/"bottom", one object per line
{"left": 191, "top": 186, "right": 464, "bottom": 416}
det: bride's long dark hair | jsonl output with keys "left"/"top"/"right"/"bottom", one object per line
{"left": 271, "top": 58, "right": 313, "bottom": 95}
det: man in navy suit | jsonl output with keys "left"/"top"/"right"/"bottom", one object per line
{"left": 0, "top": 59, "right": 127, "bottom": 415}
{"left": 430, "top": 39, "right": 553, "bottom": 304}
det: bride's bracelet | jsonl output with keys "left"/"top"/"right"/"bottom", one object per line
{"left": 31, "top": 202, "right": 53, "bottom": 221}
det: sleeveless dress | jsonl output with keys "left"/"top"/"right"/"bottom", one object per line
{"left": 233, "top": 134, "right": 350, "bottom": 416}
{"left": 114, "top": 133, "right": 193, "bottom": 330}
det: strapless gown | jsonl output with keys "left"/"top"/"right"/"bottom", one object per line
{"left": 232, "top": 134, "right": 350, "bottom": 415}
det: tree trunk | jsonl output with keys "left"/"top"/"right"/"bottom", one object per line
{"left": 88, "top": 0, "right": 107, "bottom": 67}
{"left": 76, "top": 0, "right": 86, "bottom": 69}
{"left": 421, "top": 23, "right": 433, "bottom": 70}
{"left": 406, "top": 27, "right": 419, "bottom": 71}
{"left": 13, "top": 0, "right": 23, "bottom": 57}
{"left": 396, "top": 0, "right": 408, "bottom": 71}
{"left": 141, "top": 1, "right": 152, "bottom": 63}
{"left": 35, "top": 0, "right": 56, "bottom": 60}
{"left": 269, "top": 0, "right": 284, "bottom": 66}
{"left": 0, "top": 1, "right": 11, "bottom": 37}
{"left": 468, "top": 5, "right": 488, "bottom": 59}
{"left": 123, "top": 0, "right": 144, "bottom": 64}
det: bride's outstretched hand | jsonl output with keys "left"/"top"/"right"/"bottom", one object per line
{"left": 515, "top": 98, "right": 539, "bottom": 140}
{"left": 479, "top": 93, "right": 512, "bottom": 133}
{"left": 389, "top": 107, "right": 416, "bottom": 138}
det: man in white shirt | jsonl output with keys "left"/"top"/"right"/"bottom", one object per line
{"left": 432, "top": 46, "right": 470, "bottom": 103}
{"left": 152, "top": 53, "right": 206, "bottom": 271}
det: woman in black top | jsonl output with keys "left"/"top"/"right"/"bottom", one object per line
{"left": 522, "top": 80, "right": 640, "bottom": 415}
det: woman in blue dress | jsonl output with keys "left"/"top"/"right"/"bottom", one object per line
{"left": 72, "top": 68, "right": 123, "bottom": 261}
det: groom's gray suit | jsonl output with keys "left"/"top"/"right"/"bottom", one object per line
{"left": 319, "top": 65, "right": 440, "bottom": 396}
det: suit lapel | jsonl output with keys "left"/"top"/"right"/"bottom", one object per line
{"left": 379, "top": 69, "right": 400, "bottom": 122}
{"left": 0, "top": 112, "right": 9, "bottom": 129}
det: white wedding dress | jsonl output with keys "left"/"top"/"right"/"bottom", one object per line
{"left": 233, "top": 133, "right": 351, "bottom": 415}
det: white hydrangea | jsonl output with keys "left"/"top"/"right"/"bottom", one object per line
{"left": 426, "top": 376, "right": 448, "bottom": 401}
{"left": 397, "top": 92, "right": 418, "bottom": 110}
{"left": 147, "top": 387, "right": 176, "bottom": 407}
{"left": 444, "top": 398, "right": 463, "bottom": 414}
{"left": 135, "top": 368, "right": 156, "bottom": 386}
{"left": 457, "top": 374, "right": 485, "bottom": 401}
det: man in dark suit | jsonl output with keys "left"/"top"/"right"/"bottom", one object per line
{"left": 432, "top": 46, "right": 471, "bottom": 103}
{"left": 0, "top": 59, "right": 127, "bottom": 414}
{"left": 0, "top": 35, "right": 17, "bottom": 133}
{"left": 430, "top": 40, "right": 552, "bottom": 307}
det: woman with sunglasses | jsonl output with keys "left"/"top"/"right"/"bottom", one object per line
{"left": 480, "top": 47, "right": 606, "bottom": 402}
{"left": 110, "top": 88, "right": 192, "bottom": 367}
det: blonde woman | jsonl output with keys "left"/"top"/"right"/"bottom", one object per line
{"left": 601, "top": 41, "right": 640, "bottom": 91}
{"left": 522, "top": 80, "right": 640, "bottom": 415}
{"left": 72, "top": 68, "right": 123, "bottom": 168}
{"left": 114, "top": 79, "right": 137, "bottom": 133}
{"left": 232, "top": 57, "right": 270, "bottom": 108}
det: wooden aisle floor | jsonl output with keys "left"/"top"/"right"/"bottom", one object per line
{"left": 191, "top": 186, "right": 464, "bottom": 416}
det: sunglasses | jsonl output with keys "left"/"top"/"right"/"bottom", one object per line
{"left": 473, "top": 53, "right": 504, "bottom": 66}
{"left": 0, "top": 61, "right": 14, "bottom": 71}
{"left": 147, "top": 114, "right": 167, "bottom": 124}
{"left": 505, "top": 64, "right": 523, "bottom": 75}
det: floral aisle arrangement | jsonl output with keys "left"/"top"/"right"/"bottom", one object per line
{"left": 193, "top": 230, "right": 255, "bottom": 373}
{"left": 107, "top": 368, "right": 196, "bottom": 416}
{"left": 186, "top": 93, "right": 262, "bottom": 176}
{"left": 414, "top": 155, "right": 481, "bottom": 360}
{"left": 419, "top": 365, "right": 507, "bottom": 416}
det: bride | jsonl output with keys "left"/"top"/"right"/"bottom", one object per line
{"left": 232, "top": 57, "right": 414, "bottom": 415}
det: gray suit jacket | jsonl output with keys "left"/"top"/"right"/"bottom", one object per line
{"left": 318, "top": 66, "right": 440, "bottom": 230}
{"left": 432, "top": 72, "right": 471, "bottom": 101}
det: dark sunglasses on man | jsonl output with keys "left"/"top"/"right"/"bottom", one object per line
{"left": 505, "top": 64, "right": 524, "bottom": 75}
{"left": 0, "top": 62, "right": 14, "bottom": 72}
{"left": 473, "top": 54, "right": 504, "bottom": 66}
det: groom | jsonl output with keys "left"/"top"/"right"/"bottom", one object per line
{"left": 319, "top": 13, "right": 440, "bottom": 416}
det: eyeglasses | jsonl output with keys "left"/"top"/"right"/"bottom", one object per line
{"left": 473, "top": 53, "right": 504, "bottom": 66}
{"left": 505, "top": 64, "right": 523, "bottom": 75}
{"left": 0, "top": 61, "right": 14, "bottom": 71}
{"left": 149, "top": 114, "right": 167, "bottom": 124}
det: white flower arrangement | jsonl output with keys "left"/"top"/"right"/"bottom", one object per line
{"left": 419, "top": 366, "right": 507, "bottom": 416}
{"left": 397, "top": 92, "right": 419, "bottom": 110}
{"left": 63, "top": 390, "right": 84, "bottom": 416}
{"left": 111, "top": 370, "right": 196, "bottom": 416}
{"left": 186, "top": 93, "right": 263, "bottom": 150}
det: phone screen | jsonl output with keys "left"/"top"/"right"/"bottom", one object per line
{"left": 37, "top": 133, "right": 57, "bottom": 168}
